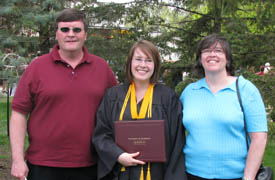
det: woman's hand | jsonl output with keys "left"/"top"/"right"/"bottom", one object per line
{"left": 117, "top": 152, "right": 145, "bottom": 166}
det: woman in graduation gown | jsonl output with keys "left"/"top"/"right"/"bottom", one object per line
{"left": 92, "top": 40, "right": 187, "bottom": 180}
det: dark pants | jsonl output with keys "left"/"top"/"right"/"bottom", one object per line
{"left": 27, "top": 161, "right": 97, "bottom": 180}
{"left": 187, "top": 172, "right": 241, "bottom": 180}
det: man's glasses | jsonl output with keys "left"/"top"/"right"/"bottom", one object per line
{"left": 201, "top": 48, "right": 224, "bottom": 55}
{"left": 60, "top": 27, "right": 82, "bottom": 33}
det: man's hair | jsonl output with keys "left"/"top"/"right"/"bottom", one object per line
{"left": 56, "top": 8, "right": 88, "bottom": 32}
{"left": 195, "top": 34, "right": 235, "bottom": 77}
{"left": 125, "top": 40, "right": 161, "bottom": 84}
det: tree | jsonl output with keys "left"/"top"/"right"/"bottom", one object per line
{"left": 1, "top": 0, "right": 275, "bottom": 87}
{"left": 0, "top": 0, "right": 67, "bottom": 56}
{"left": 0, "top": 0, "right": 75, "bottom": 85}
{"left": 121, "top": 0, "right": 275, "bottom": 88}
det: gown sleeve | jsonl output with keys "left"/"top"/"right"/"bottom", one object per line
{"left": 164, "top": 90, "right": 187, "bottom": 180}
{"left": 92, "top": 88, "right": 124, "bottom": 180}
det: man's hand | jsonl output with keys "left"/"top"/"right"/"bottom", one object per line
{"left": 11, "top": 159, "right": 28, "bottom": 180}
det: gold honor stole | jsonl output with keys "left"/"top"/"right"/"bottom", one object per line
{"left": 119, "top": 82, "right": 154, "bottom": 180}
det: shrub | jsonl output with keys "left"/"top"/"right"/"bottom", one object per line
{"left": 240, "top": 68, "right": 275, "bottom": 121}
{"left": 268, "top": 121, "right": 275, "bottom": 142}
{"left": 175, "top": 76, "right": 198, "bottom": 96}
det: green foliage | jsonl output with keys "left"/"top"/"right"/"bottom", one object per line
{"left": 1, "top": 0, "right": 275, "bottom": 90}
{"left": 0, "top": 0, "right": 65, "bottom": 56}
{"left": 0, "top": 53, "right": 32, "bottom": 85}
{"left": 240, "top": 68, "right": 275, "bottom": 121}
{"left": 268, "top": 121, "right": 275, "bottom": 143}
{"left": 162, "top": 67, "right": 183, "bottom": 89}
{"left": 270, "top": 111, "right": 275, "bottom": 123}
{"left": 0, "top": 97, "right": 10, "bottom": 136}
{"left": 175, "top": 75, "right": 198, "bottom": 96}
{"left": 262, "top": 142, "right": 275, "bottom": 170}
{"left": 147, "top": 1, "right": 275, "bottom": 71}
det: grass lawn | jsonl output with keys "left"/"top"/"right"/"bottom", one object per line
{"left": 263, "top": 140, "right": 275, "bottom": 170}
{"left": 0, "top": 96, "right": 274, "bottom": 180}
{"left": 0, "top": 96, "right": 15, "bottom": 179}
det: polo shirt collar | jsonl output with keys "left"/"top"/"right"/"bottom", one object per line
{"left": 51, "top": 44, "right": 91, "bottom": 64}
{"left": 192, "top": 77, "right": 236, "bottom": 92}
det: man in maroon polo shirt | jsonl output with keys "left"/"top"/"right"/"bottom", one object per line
{"left": 9, "top": 8, "right": 117, "bottom": 180}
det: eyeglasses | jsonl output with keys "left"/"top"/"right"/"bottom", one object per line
{"left": 60, "top": 27, "right": 82, "bottom": 33}
{"left": 201, "top": 48, "right": 224, "bottom": 55}
{"left": 133, "top": 57, "right": 153, "bottom": 64}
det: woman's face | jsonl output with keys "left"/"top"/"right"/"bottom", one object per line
{"left": 200, "top": 43, "right": 227, "bottom": 74}
{"left": 131, "top": 47, "right": 155, "bottom": 84}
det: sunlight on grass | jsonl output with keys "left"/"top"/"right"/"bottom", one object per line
{"left": 263, "top": 142, "right": 275, "bottom": 168}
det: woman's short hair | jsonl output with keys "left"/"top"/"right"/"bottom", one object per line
{"left": 195, "top": 34, "right": 235, "bottom": 77}
{"left": 125, "top": 40, "right": 161, "bottom": 84}
{"left": 56, "top": 8, "right": 88, "bottom": 32}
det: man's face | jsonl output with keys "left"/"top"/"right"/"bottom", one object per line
{"left": 56, "top": 21, "right": 87, "bottom": 53}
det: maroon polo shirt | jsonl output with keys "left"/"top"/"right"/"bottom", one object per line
{"left": 12, "top": 45, "right": 117, "bottom": 167}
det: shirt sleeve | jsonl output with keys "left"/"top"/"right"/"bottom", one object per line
{"left": 11, "top": 63, "right": 36, "bottom": 115}
{"left": 240, "top": 77, "right": 268, "bottom": 132}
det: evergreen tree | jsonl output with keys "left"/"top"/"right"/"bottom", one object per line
{"left": 1, "top": 0, "right": 275, "bottom": 86}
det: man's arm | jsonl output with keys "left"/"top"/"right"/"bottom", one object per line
{"left": 10, "top": 110, "right": 29, "bottom": 180}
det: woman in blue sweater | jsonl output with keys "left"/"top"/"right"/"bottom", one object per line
{"left": 180, "top": 34, "right": 267, "bottom": 180}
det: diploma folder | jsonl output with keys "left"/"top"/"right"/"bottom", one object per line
{"left": 114, "top": 120, "right": 166, "bottom": 162}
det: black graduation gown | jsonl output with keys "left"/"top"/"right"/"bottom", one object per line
{"left": 92, "top": 83, "right": 187, "bottom": 180}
